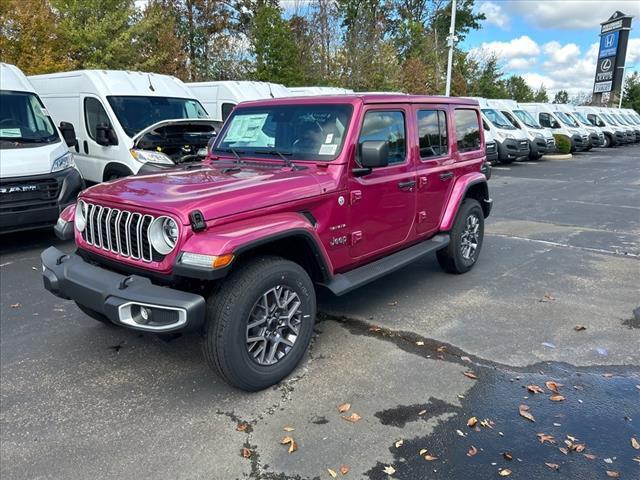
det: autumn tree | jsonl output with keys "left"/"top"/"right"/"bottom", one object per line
{"left": 505, "top": 75, "right": 534, "bottom": 102}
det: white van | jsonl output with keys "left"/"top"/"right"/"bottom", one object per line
{"left": 468, "top": 97, "right": 529, "bottom": 164}
{"left": 519, "top": 103, "right": 589, "bottom": 152}
{"left": 29, "top": 70, "right": 218, "bottom": 183}
{"left": 0, "top": 63, "right": 84, "bottom": 233}
{"left": 568, "top": 107, "right": 614, "bottom": 148}
{"left": 287, "top": 86, "right": 354, "bottom": 96}
{"left": 188, "top": 81, "right": 291, "bottom": 123}
{"left": 597, "top": 108, "right": 635, "bottom": 144}
{"left": 606, "top": 108, "right": 639, "bottom": 143}
{"left": 575, "top": 106, "right": 626, "bottom": 146}
{"left": 487, "top": 99, "right": 555, "bottom": 159}
{"left": 552, "top": 104, "right": 605, "bottom": 148}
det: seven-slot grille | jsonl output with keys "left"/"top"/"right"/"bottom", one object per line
{"left": 82, "top": 203, "right": 155, "bottom": 262}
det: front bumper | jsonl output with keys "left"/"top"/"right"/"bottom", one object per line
{"left": 571, "top": 134, "right": 589, "bottom": 152}
{"left": 498, "top": 138, "right": 530, "bottom": 161}
{"left": 41, "top": 246, "right": 206, "bottom": 333}
{"left": 0, "top": 168, "right": 84, "bottom": 233}
{"left": 589, "top": 132, "right": 605, "bottom": 147}
{"left": 529, "top": 138, "right": 552, "bottom": 157}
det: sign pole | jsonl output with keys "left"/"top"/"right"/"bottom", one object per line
{"left": 444, "top": 0, "right": 457, "bottom": 97}
{"left": 618, "top": 67, "right": 626, "bottom": 108}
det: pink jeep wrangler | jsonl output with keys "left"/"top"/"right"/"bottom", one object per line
{"left": 42, "top": 95, "right": 491, "bottom": 391}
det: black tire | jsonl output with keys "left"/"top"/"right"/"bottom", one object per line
{"left": 499, "top": 157, "right": 515, "bottom": 165}
{"left": 602, "top": 134, "right": 611, "bottom": 148}
{"left": 529, "top": 153, "right": 543, "bottom": 160}
{"left": 75, "top": 301, "right": 112, "bottom": 325}
{"left": 103, "top": 165, "right": 132, "bottom": 182}
{"left": 203, "top": 256, "right": 316, "bottom": 391}
{"left": 437, "top": 199, "right": 484, "bottom": 274}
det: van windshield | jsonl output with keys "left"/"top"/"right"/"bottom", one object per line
{"left": 481, "top": 109, "right": 515, "bottom": 129}
{"left": 602, "top": 114, "right": 618, "bottom": 126}
{"left": 214, "top": 104, "right": 353, "bottom": 162}
{"left": 0, "top": 91, "right": 59, "bottom": 148}
{"left": 572, "top": 111, "right": 592, "bottom": 126}
{"left": 555, "top": 112, "right": 579, "bottom": 127}
{"left": 107, "top": 96, "right": 209, "bottom": 137}
{"left": 513, "top": 109, "right": 541, "bottom": 128}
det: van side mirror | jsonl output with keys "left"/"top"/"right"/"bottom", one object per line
{"left": 59, "top": 122, "right": 77, "bottom": 148}
{"left": 96, "top": 124, "right": 118, "bottom": 146}
{"left": 353, "top": 140, "right": 389, "bottom": 177}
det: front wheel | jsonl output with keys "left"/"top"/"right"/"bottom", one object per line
{"left": 203, "top": 256, "right": 316, "bottom": 391}
{"left": 437, "top": 199, "right": 484, "bottom": 274}
{"left": 602, "top": 135, "right": 611, "bottom": 148}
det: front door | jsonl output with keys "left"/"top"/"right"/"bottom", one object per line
{"left": 348, "top": 107, "right": 416, "bottom": 259}
{"left": 80, "top": 95, "right": 119, "bottom": 182}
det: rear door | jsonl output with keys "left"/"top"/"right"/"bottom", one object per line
{"left": 347, "top": 105, "right": 416, "bottom": 259}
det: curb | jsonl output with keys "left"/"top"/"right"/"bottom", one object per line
{"left": 541, "top": 153, "right": 573, "bottom": 160}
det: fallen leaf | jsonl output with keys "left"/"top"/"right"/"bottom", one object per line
{"left": 10, "top": 303, "right": 21, "bottom": 308}
{"left": 545, "top": 381, "right": 562, "bottom": 393}
{"left": 539, "top": 292, "right": 556, "bottom": 302}
{"left": 499, "top": 468, "right": 512, "bottom": 477}
{"left": 519, "top": 404, "right": 535, "bottom": 422}
{"left": 415, "top": 341, "right": 424, "bottom": 346}
{"left": 418, "top": 410, "right": 427, "bottom": 416}
{"left": 606, "top": 471, "right": 620, "bottom": 478}
{"left": 387, "top": 301, "right": 398, "bottom": 306}
{"left": 424, "top": 455, "right": 438, "bottom": 461}
{"left": 502, "top": 452, "right": 513, "bottom": 461}
{"left": 437, "top": 345, "right": 446, "bottom": 353}
{"left": 631, "top": 437, "right": 640, "bottom": 450}
{"left": 527, "top": 384, "right": 545, "bottom": 394}
{"left": 463, "top": 371, "right": 478, "bottom": 380}
{"left": 419, "top": 448, "right": 428, "bottom": 456}
{"left": 394, "top": 439, "right": 403, "bottom": 448}
{"left": 328, "top": 468, "right": 337, "bottom": 478}
{"left": 467, "top": 416, "right": 478, "bottom": 427}
{"left": 602, "top": 373, "right": 614, "bottom": 378}
{"left": 573, "top": 325, "right": 586, "bottom": 331}
{"left": 383, "top": 465, "right": 395, "bottom": 475}
{"left": 633, "top": 456, "right": 640, "bottom": 463}
{"left": 456, "top": 429, "right": 466, "bottom": 437}
{"left": 283, "top": 426, "right": 294, "bottom": 432}
{"left": 550, "top": 395, "right": 566, "bottom": 402}
{"left": 369, "top": 326, "right": 381, "bottom": 332}
{"left": 241, "top": 448, "right": 252, "bottom": 458}
{"left": 583, "top": 453, "right": 596, "bottom": 460}
{"left": 237, "top": 422, "right": 249, "bottom": 432}
{"left": 481, "top": 419, "right": 495, "bottom": 429}
{"left": 339, "top": 465, "right": 349, "bottom": 475}
{"left": 342, "top": 413, "right": 362, "bottom": 423}
{"left": 537, "top": 433, "right": 556, "bottom": 445}
{"left": 574, "top": 444, "right": 586, "bottom": 453}
{"left": 559, "top": 448, "right": 568, "bottom": 455}
{"left": 467, "top": 446, "right": 478, "bottom": 457}
{"left": 604, "top": 458, "right": 613, "bottom": 464}
{"left": 281, "top": 436, "right": 297, "bottom": 454}
{"left": 545, "top": 463, "right": 559, "bottom": 471}
{"left": 338, "top": 403, "right": 351, "bottom": 413}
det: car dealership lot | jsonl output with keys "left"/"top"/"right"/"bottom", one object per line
{"left": 1, "top": 148, "right": 639, "bottom": 479}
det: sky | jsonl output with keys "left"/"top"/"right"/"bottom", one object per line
{"left": 464, "top": 0, "right": 640, "bottom": 96}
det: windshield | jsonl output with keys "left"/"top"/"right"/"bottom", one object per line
{"left": 572, "top": 111, "right": 592, "bottom": 126}
{"left": 513, "top": 109, "right": 541, "bottom": 128}
{"left": 602, "top": 114, "right": 618, "bottom": 126}
{"left": 107, "top": 96, "right": 209, "bottom": 137}
{"left": 625, "top": 114, "right": 640, "bottom": 125}
{"left": 613, "top": 114, "right": 628, "bottom": 126}
{"left": 555, "top": 111, "right": 579, "bottom": 127}
{"left": 214, "top": 104, "right": 353, "bottom": 161}
{"left": 0, "top": 91, "right": 59, "bottom": 147}
{"left": 482, "top": 109, "right": 515, "bottom": 129}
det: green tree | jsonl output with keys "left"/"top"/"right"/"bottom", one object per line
{"left": 621, "top": 72, "right": 640, "bottom": 112}
{"left": 505, "top": 75, "right": 534, "bottom": 102}
{"left": 251, "top": 3, "right": 304, "bottom": 85}
{"left": 469, "top": 56, "right": 508, "bottom": 99}
{"left": 553, "top": 89, "right": 569, "bottom": 104}
{"left": 533, "top": 84, "right": 549, "bottom": 102}
{"left": 0, "top": 0, "right": 74, "bottom": 74}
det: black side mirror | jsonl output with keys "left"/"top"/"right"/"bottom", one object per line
{"left": 96, "top": 123, "right": 118, "bottom": 146}
{"left": 353, "top": 140, "right": 389, "bottom": 176}
{"left": 59, "top": 121, "right": 77, "bottom": 148}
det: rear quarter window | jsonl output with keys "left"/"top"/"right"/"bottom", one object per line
{"left": 454, "top": 109, "right": 481, "bottom": 152}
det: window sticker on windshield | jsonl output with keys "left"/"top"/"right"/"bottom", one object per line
{"left": 0, "top": 128, "right": 21, "bottom": 138}
{"left": 224, "top": 114, "right": 269, "bottom": 143}
{"left": 325, "top": 133, "right": 334, "bottom": 143}
{"left": 318, "top": 144, "right": 337, "bottom": 155}
{"left": 40, "top": 108, "right": 50, "bottom": 116}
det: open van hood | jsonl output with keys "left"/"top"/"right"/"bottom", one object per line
{"left": 131, "top": 119, "right": 220, "bottom": 148}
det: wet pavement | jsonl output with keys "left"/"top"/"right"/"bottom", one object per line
{"left": 1, "top": 147, "right": 639, "bottom": 479}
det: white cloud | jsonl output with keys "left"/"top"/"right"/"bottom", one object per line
{"left": 478, "top": 2, "right": 510, "bottom": 30}
{"left": 503, "top": 1, "right": 640, "bottom": 30}
{"left": 542, "top": 42, "right": 581, "bottom": 68}
{"left": 626, "top": 38, "right": 640, "bottom": 66}
{"left": 506, "top": 57, "right": 537, "bottom": 70}
{"left": 471, "top": 35, "right": 540, "bottom": 60}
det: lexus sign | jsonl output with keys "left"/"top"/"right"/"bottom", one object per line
{"left": 592, "top": 11, "right": 632, "bottom": 102}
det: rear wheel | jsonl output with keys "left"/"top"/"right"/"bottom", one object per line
{"left": 75, "top": 301, "right": 112, "bottom": 326}
{"left": 203, "top": 256, "right": 316, "bottom": 391}
{"left": 437, "top": 199, "right": 484, "bottom": 274}
{"left": 499, "top": 158, "right": 515, "bottom": 165}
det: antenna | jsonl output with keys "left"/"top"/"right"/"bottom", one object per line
{"left": 148, "top": 73, "right": 155, "bottom": 92}
{"left": 268, "top": 82, "right": 274, "bottom": 98}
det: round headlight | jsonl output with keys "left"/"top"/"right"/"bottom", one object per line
{"left": 75, "top": 200, "right": 87, "bottom": 232}
{"left": 149, "top": 216, "right": 178, "bottom": 255}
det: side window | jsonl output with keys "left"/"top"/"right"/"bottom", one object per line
{"left": 417, "top": 109, "right": 448, "bottom": 158}
{"left": 454, "top": 109, "right": 481, "bottom": 152}
{"left": 539, "top": 112, "right": 551, "bottom": 128}
{"left": 221, "top": 103, "right": 236, "bottom": 121}
{"left": 84, "top": 97, "right": 111, "bottom": 141}
{"left": 359, "top": 110, "right": 406, "bottom": 164}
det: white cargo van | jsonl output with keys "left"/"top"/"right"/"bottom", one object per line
{"left": 468, "top": 97, "right": 529, "bottom": 164}
{"left": 287, "top": 86, "right": 354, "bottom": 96}
{"left": 486, "top": 99, "right": 555, "bottom": 159}
{"left": 575, "top": 106, "right": 625, "bottom": 146}
{"left": 552, "top": 104, "right": 605, "bottom": 148}
{"left": 29, "top": 70, "right": 218, "bottom": 183}
{"left": 0, "top": 63, "right": 84, "bottom": 233}
{"left": 188, "top": 81, "right": 290, "bottom": 123}
{"left": 597, "top": 108, "right": 635, "bottom": 144}
{"left": 606, "top": 108, "right": 639, "bottom": 143}
{"left": 519, "top": 103, "right": 589, "bottom": 152}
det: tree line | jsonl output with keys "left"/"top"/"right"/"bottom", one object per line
{"left": 0, "top": 0, "right": 637, "bottom": 109}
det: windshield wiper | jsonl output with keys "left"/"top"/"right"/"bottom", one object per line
{"left": 265, "top": 150, "right": 295, "bottom": 169}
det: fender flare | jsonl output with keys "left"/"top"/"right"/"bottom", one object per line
{"left": 439, "top": 173, "right": 490, "bottom": 232}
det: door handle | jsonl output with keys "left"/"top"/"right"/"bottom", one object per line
{"left": 83, "top": 140, "right": 89, "bottom": 154}
{"left": 439, "top": 171, "right": 453, "bottom": 181}
{"left": 398, "top": 180, "right": 416, "bottom": 190}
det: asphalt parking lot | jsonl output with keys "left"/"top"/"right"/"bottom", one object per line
{"left": 1, "top": 147, "right": 639, "bottom": 479}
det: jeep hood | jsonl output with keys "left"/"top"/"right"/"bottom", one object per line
{"left": 82, "top": 164, "right": 325, "bottom": 225}
{"left": 131, "top": 119, "right": 220, "bottom": 148}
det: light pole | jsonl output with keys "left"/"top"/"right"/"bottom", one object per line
{"left": 618, "top": 66, "right": 626, "bottom": 108}
{"left": 444, "top": 0, "right": 457, "bottom": 97}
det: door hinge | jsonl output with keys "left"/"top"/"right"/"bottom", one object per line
{"left": 350, "top": 190, "right": 362, "bottom": 205}
{"left": 350, "top": 231, "right": 363, "bottom": 245}
{"left": 419, "top": 176, "right": 428, "bottom": 188}
{"left": 418, "top": 211, "right": 427, "bottom": 223}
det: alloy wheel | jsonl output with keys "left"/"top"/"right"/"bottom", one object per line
{"left": 460, "top": 214, "right": 480, "bottom": 260}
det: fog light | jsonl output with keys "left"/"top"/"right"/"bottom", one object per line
{"left": 140, "top": 306, "right": 150, "bottom": 321}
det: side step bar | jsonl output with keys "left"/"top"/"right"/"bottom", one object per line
{"left": 322, "top": 234, "right": 450, "bottom": 296}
